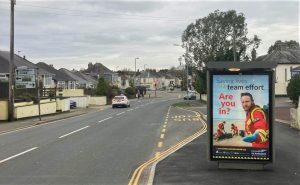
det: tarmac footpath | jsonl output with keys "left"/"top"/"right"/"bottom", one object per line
{"left": 153, "top": 100, "right": 300, "bottom": 185}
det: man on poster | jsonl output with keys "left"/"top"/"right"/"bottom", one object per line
{"left": 240, "top": 92, "right": 269, "bottom": 148}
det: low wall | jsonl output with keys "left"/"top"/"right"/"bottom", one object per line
{"left": 56, "top": 98, "right": 70, "bottom": 112}
{"left": 0, "top": 101, "right": 8, "bottom": 120}
{"left": 275, "top": 83, "right": 288, "bottom": 96}
{"left": 14, "top": 100, "right": 57, "bottom": 119}
{"left": 69, "top": 97, "right": 88, "bottom": 108}
{"left": 88, "top": 96, "right": 107, "bottom": 106}
{"left": 290, "top": 96, "right": 300, "bottom": 130}
{"left": 200, "top": 94, "right": 207, "bottom": 102}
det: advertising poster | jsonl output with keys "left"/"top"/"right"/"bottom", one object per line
{"left": 211, "top": 74, "right": 271, "bottom": 161}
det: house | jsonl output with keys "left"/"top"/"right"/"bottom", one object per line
{"left": 36, "top": 62, "right": 76, "bottom": 89}
{"left": 256, "top": 48, "right": 300, "bottom": 95}
{"left": 59, "top": 68, "right": 87, "bottom": 89}
{"left": 72, "top": 71, "right": 97, "bottom": 89}
{"left": 84, "top": 63, "right": 118, "bottom": 85}
{"left": 0, "top": 51, "right": 54, "bottom": 88}
{"left": 139, "top": 70, "right": 164, "bottom": 90}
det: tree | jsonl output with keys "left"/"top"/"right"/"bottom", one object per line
{"left": 182, "top": 10, "right": 261, "bottom": 68}
{"left": 96, "top": 77, "right": 109, "bottom": 96}
{"left": 268, "top": 40, "right": 299, "bottom": 54}
{"left": 287, "top": 74, "right": 300, "bottom": 107}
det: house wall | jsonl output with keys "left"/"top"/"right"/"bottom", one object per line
{"left": 275, "top": 64, "right": 300, "bottom": 95}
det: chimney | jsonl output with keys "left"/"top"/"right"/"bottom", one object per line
{"left": 50, "top": 64, "right": 53, "bottom": 67}
{"left": 23, "top": 55, "right": 26, "bottom": 59}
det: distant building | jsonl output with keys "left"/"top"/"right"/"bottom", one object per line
{"left": 36, "top": 62, "right": 76, "bottom": 89}
{"left": 256, "top": 49, "right": 300, "bottom": 95}
{"left": 0, "top": 51, "right": 54, "bottom": 88}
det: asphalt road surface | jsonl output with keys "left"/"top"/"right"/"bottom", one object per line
{"left": 0, "top": 96, "right": 198, "bottom": 185}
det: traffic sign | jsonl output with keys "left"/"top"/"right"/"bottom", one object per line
{"left": 15, "top": 67, "right": 36, "bottom": 89}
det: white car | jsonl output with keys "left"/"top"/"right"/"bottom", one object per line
{"left": 112, "top": 95, "right": 130, "bottom": 108}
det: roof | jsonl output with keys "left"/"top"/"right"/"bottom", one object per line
{"left": 58, "top": 69, "right": 79, "bottom": 82}
{"left": 207, "top": 61, "right": 277, "bottom": 70}
{"left": 36, "top": 62, "right": 74, "bottom": 81}
{"left": 140, "top": 70, "right": 162, "bottom": 78}
{"left": 0, "top": 50, "right": 53, "bottom": 76}
{"left": 73, "top": 71, "right": 98, "bottom": 84}
{"left": 255, "top": 49, "right": 300, "bottom": 64}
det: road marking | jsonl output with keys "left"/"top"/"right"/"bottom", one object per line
{"left": 155, "top": 152, "right": 160, "bottom": 158}
{"left": 117, "top": 112, "right": 125, "bottom": 116}
{"left": 164, "top": 121, "right": 167, "bottom": 124}
{"left": 98, "top": 116, "right": 113, "bottom": 123}
{"left": 161, "top": 129, "right": 166, "bottom": 133}
{"left": 163, "top": 125, "right": 167, "bottom": 128}
{"left": 160, "top": 134, "right": 165, "bottom": 139}
{"left": 157, "top": 142, "right": 163, "bottom": 148}
{"left": 127, "top": 109, "right": 134, "bottom": 112}
{"left": 59, "top": 126, "right": 90, "bottom": 138}
{"left": 129, "top": 111, "right": 207, "bottom": 185}
{"left": 0, "top": 147, "right": 38, "bottom": 164}
{"left": 0, "top": 113, "right": 88, "bottom": 137}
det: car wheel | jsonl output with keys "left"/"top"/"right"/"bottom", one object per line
{"left": 112, "top": 105, "right": 115, "bottom": 109}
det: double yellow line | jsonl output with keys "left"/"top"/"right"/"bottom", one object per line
{"left": 128, "top": 111, "right": 207, "bottom": 185}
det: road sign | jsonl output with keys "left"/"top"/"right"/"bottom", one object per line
{"left": 15, "top": 68, "right": 36, "bottom": 89}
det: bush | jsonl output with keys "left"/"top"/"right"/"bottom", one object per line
{"left": 96, "top": 77, "right": 109, "bottom": 96}
{"left": 125, "top": 87, "right": 136, "bottom": 99}
{"left": 287, "top": 74, "right": 300, "bottom": 107}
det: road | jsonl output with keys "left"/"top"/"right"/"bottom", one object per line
{"left": 0, "top": 95, "right": 199, "bottom": 185}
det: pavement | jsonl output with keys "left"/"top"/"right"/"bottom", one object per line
{"left": 153, "top": 98, "right": 300, "bottom": 185}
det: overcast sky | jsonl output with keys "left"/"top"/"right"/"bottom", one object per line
{"left": 0, "top": 0, "right": 299, "bottom": 71}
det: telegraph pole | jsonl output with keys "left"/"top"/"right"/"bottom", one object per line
{"left": 8, "top": 0, "right": 16, "bottom": 122}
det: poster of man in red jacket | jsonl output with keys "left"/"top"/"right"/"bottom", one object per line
{"left": 240, "top": 92, "right": 269, "bottom": 148}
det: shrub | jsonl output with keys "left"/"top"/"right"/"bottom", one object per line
{"left": 287, "top": 74, "right": 300, "bottom": 107}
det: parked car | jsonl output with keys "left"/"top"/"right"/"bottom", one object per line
{"left": 70, "top": 100, "right": 77, "bottom": 109}
{"left": 112, "top": 95, "right": 130, "bottom": 108}
{"left": 183, "top": 92, "right": 196, "bottom": 100}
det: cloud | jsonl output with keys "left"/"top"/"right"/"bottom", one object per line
{"left": 0, "top": 0, "right": 298, "bottom": 71}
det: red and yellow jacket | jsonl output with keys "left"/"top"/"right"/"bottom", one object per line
{"left": 245, "top": 105, "right": 269, "bottom": 148}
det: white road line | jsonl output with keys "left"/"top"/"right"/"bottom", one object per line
{"left": 98, "top": 116, "right": 113, "bottom": 123}
{"left": 117, "top": 112, "right": 125, "bottom": 116}
{"left": 127, "top": 109, "right": 134, "bottom": 112}
{"left": 59, "top": 126, "right": 90, "bottom": 139}
{"left": 0, "top": 113, "right": 88, "bottom": 137}
{"left": 0, "top": 147, "right": 38, "bottom": 164}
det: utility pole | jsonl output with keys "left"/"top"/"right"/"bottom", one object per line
{"left": 36, "top": 68, "right": 41, "bottom": 121}
{"left": 134, "top": 57, "right": 139, "bottom": 85}
{"left": 8, "top": 0, "right": 16, "bottom": 122}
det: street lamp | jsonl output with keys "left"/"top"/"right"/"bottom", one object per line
{"left": 174, "top": 44, "right": 189, "bottom": 97}
{"left": 134, "top": 57, "right": 139, "bottom": 85}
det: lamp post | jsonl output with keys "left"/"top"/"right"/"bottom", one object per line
{"left": 134, "top": 57, "right": 139, "bottom": 85}
{"left": 174, "top": 44, "right": 189, "bottom": 98}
